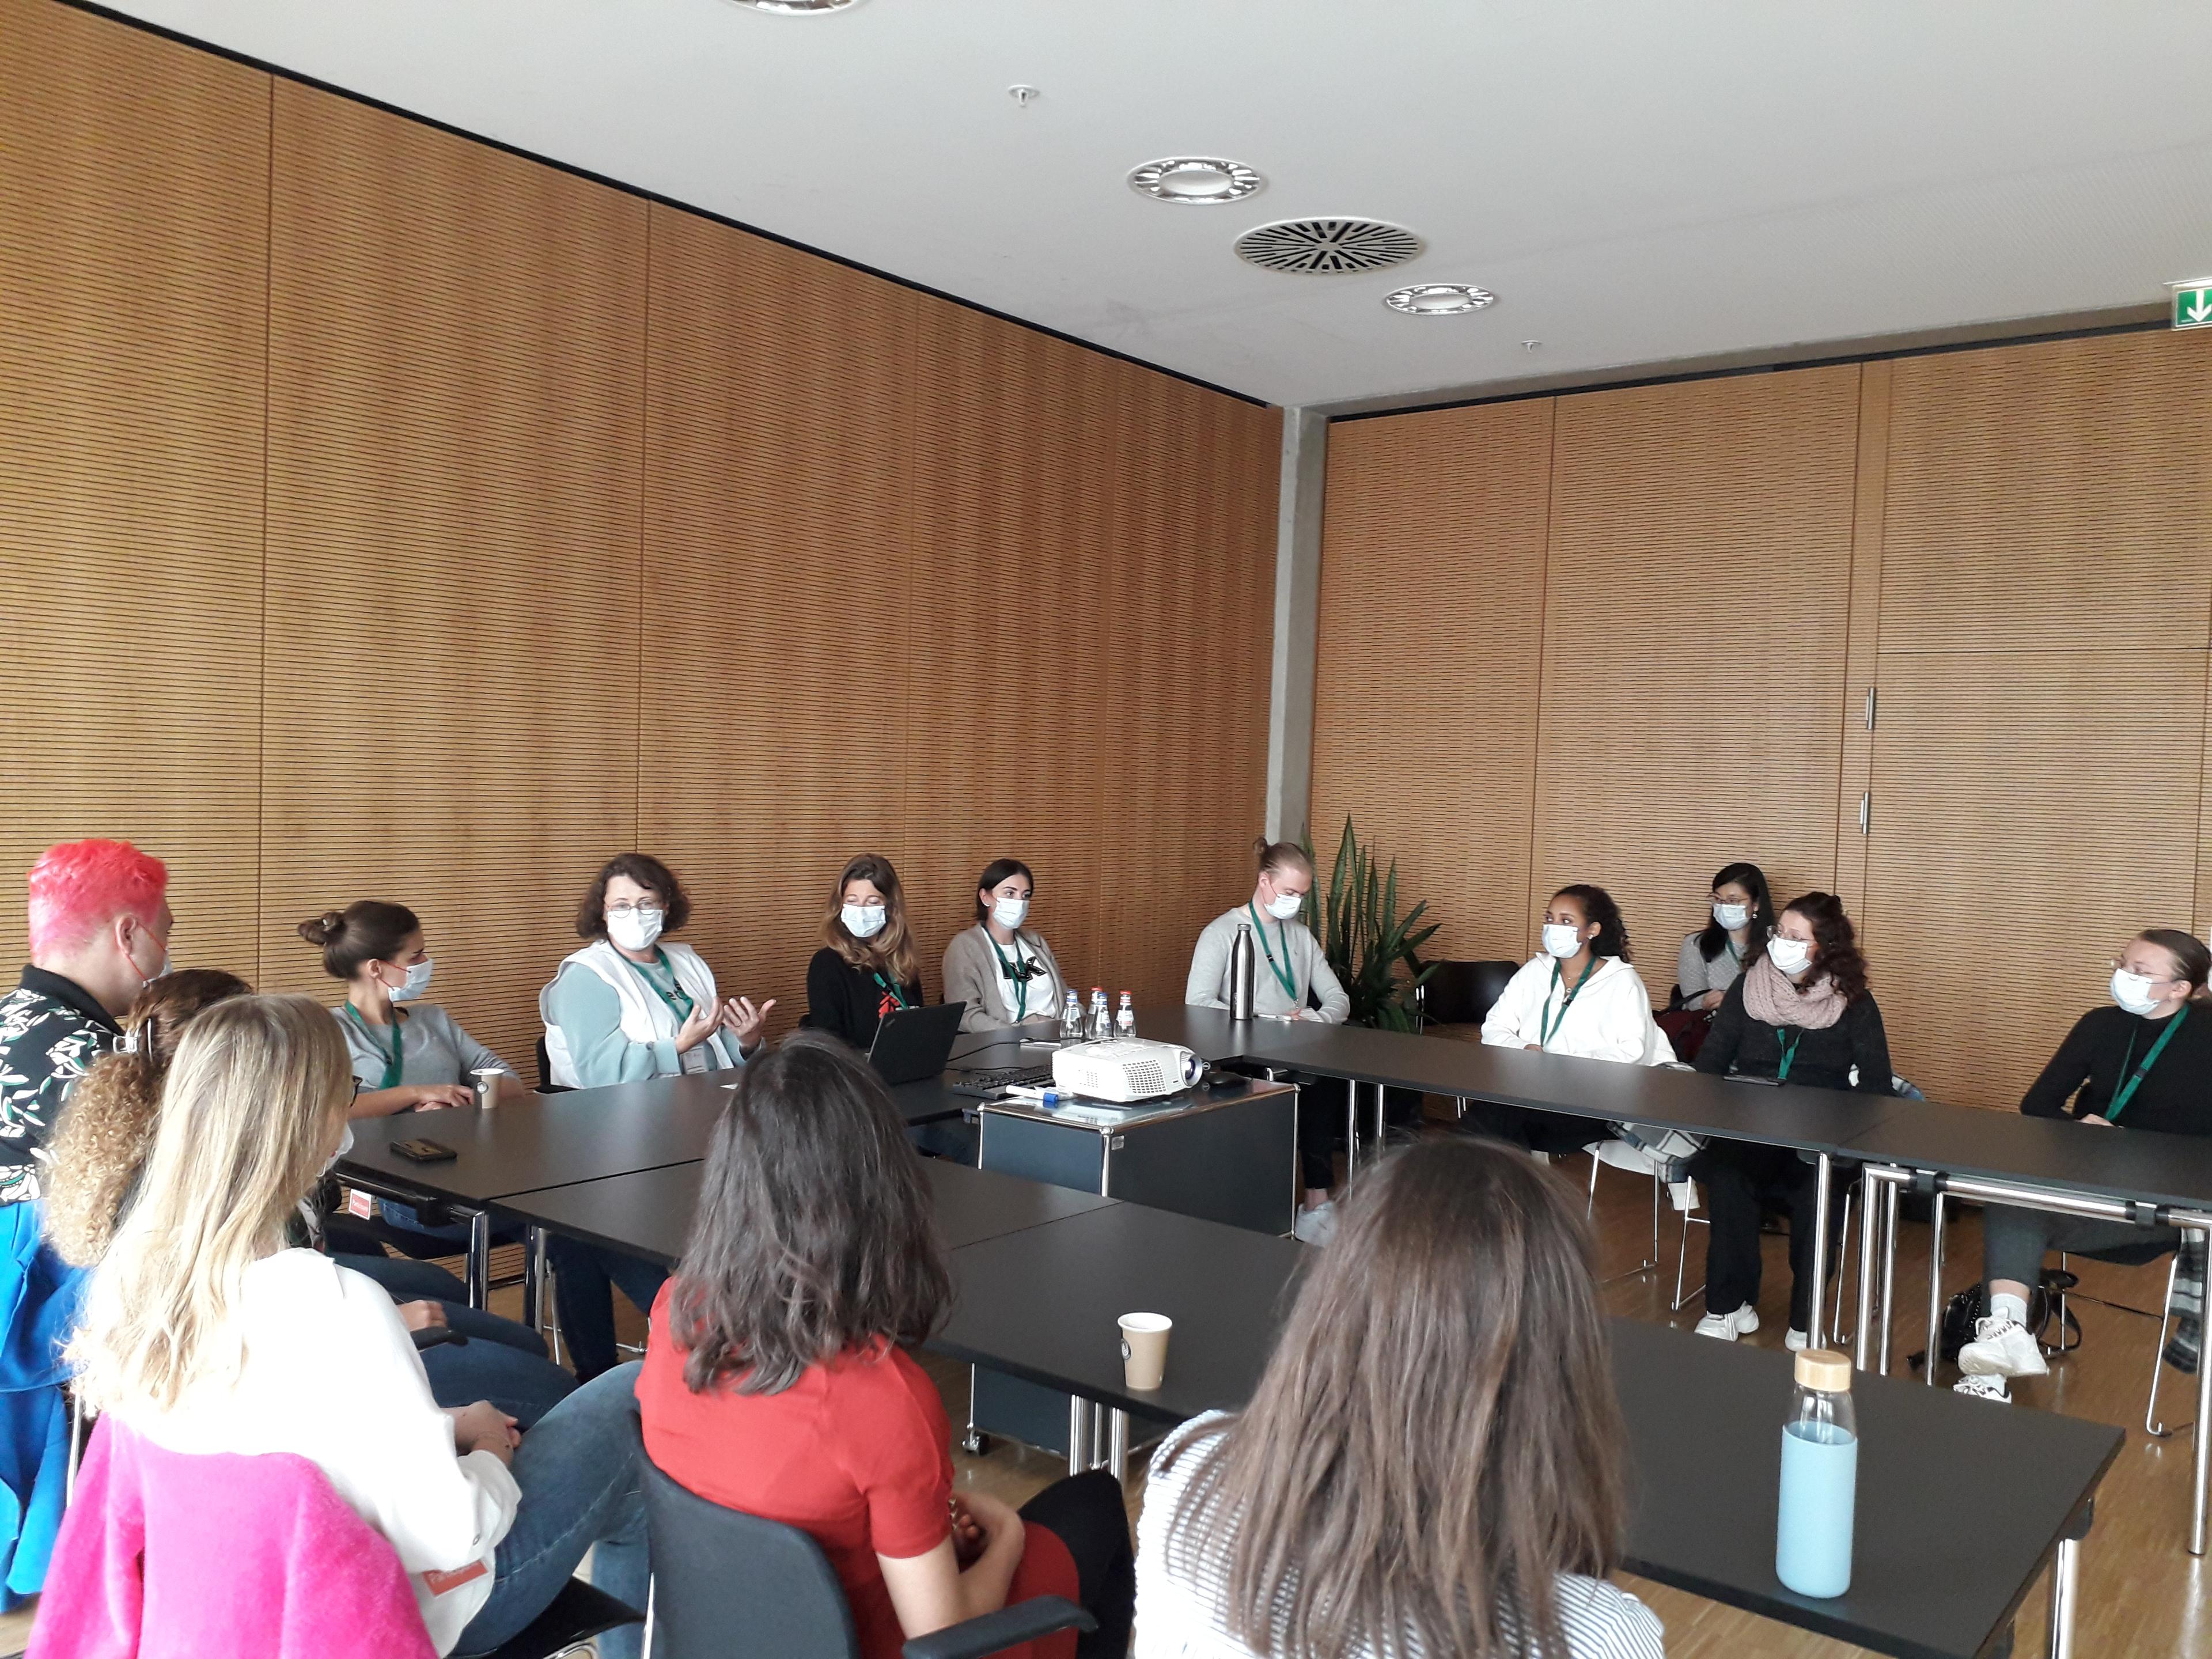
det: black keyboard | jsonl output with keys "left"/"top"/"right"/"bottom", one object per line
{"left": 944, "top": 1063, "right": 1054, "bottom": 1099}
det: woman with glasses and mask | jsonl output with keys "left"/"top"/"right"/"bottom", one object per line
{"left": 941, "top": 859, "right": 1069, "bottom": 1033}
{"left": 1954, "top": 928, "right": 2212, "bottom": 1402}
{"left": 540, "top": 853, "right": 772, "bottom": 1090}
{"left": 805, "top": 854, "right": 926, "bottom": 1051}
{"left": 1676, "top": 862, "right": 1776, "bottom": 1013}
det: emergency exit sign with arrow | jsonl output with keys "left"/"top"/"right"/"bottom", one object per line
{"left": 2173, "top": 280, "right": 2212, "bottom": 330}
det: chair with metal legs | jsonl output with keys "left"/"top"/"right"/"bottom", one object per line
{"left": 1584, "top": 1147, "right": 1666, "bottom": 1283}
{"left": 1671, "top": 1166, "right": 1862, "bottom": 1340}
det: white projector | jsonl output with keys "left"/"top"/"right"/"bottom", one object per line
{"left": 1050, "top": 1039, "right": 1205, "bottom": 1104}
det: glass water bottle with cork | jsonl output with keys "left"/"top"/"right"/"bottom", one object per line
{"left": 1776, "top": 1348, "right": 1858, "bottom": 1599}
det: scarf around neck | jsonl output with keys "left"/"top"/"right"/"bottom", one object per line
{"left": 1743, "top": 952, "right": 1848, "bottom": 1031}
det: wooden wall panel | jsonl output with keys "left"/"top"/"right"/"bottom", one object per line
{"left": 0, "top": 0, "right": 268, "bottom": 977}
{"left": 639, "top": 206, "right": 917, "bottom": 1028}
{"left": 1863, "top": 654, "right": 2205, "bottom": 1109}
{"left": 258, "top": 84, "right": 649, "bottom": 1065}
{"left": 1310, "top": 400, "right": 1554, "bottom": 963}
{"left": 1531, "top": 368, "right": 1862, "bottom": 997}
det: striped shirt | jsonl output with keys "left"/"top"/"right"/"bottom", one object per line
{"left": 1135, "top": 1415, "right": 1665, "bottom": 1659}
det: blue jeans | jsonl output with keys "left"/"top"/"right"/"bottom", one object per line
{"left": 330, "top": 1254, "right": 576, "bottom": 1428}
{"left": 547, "top": 1237, "right": 667, "bottom": 1383}
{"left": 452, "top": 1364, "right": 647, "bottom": 1659}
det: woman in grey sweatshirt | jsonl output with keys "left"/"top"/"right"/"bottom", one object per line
{"left": 941, "top": 858, "right": 1071, "bottom": 1033}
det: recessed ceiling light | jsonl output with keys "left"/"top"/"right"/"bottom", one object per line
{"left": 1128, "top": 157, "right": 1264, "bottom": 206}
{"left": 732, "top": 0, "right": 860, "bottom": 12}
{"left": 1384, "top": 283, "right": 1497, "bottom": 316}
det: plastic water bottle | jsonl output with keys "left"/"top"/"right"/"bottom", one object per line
{"left": 1115, "top": 991, "right": 1136, "bottom": 1040}
{"left": 1088, "top": 987, "right": 1111, "bottom": 1041}
{"left": 1059, "top": 989, "right": 1083, "bottom": 1043}
{"left": 1776, "top": 1349, "right": 1858, "bottom": 1598}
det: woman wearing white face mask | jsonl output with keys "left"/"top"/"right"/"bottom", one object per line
{"left": 540, "top": 853, "right": 772, "bottom": 1090}
{"left": 1953, "top": 929, "right": 2212, "bottom": 1402}
{"left": 300, "top": 902, "right": 527, "bottom": 1120}
{"left": 1691, "top": 892, "right": 1893, "bottom": 1350}
{"left": 805, "top": 853, "right": 926, "bottom": 1051}
{"left": 941, "top": 859, "right": 1070, "bottom": 1033}
{"left": 1676, "top": 862, "right": 1775, "bottom": 1014}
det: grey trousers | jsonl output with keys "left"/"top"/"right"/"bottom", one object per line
{"left": 1982, "top": 1202, "right": 2178, "bottom": 1288}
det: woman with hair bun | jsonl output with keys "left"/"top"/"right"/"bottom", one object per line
{"left": 941, "top": 859, "right": 1070, "bottom": 1034}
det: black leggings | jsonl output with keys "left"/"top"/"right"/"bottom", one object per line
{"left": 1018, "top": 1471, "right": 1135, "bottom": 1659}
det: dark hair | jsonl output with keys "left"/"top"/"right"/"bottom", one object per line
{"left": 2139, "top": 929, "right": 2211, "bottom": 1001}
{"left": 974, "top": 858, "right": 1035, "bottom": 925}
{"left": 575, "top": 853, "right": 691, "bottom": 940}
{"left": 824, "top": 853, "right": 917, "bottom": 986}
{"left": 1550, "top": 884, "right": 1630, "bottom": 963}
{"left": 1254, "top": 838, "right": 1312, "bottom": 881}
{"left": 1161, "top": 1138, "right": 1626, "bottom": 1659}
{"left": 1783, "top": 892, "right": 1869, "bottom": 1003}
{"left": 668, "top": 1032, "right": 950, "bottom": 1396}
{"left": 296, "top": 902, "right": 419, "bottom": 980}
{"left": 1695, "top": 861, "right": 1775, "bottom": 965}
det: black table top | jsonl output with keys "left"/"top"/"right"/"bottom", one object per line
{"left": 497, "top": 1157, "right": 1122, "bottom": 1267}
{"left": 1613, "top": 1318, "right": 2119, "bottom": 1659}
{"left": 934, "top": 1199, "right": 1308, "bottom": 1425}
{"left": 1843, "top": 1099, "right": 2212, "bottom": 1214}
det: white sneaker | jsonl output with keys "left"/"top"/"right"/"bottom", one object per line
{"left": 1694, "top": 1305, "right": 1760, "bottom": 1341}
{"left": 1785, "top": 1328, "right": 1810, "bottom": 1352}
{"left": 1953, "top": 1374, "right": 2012, "bottom": 1404}
{"left": 1291, "top": 1201, "right": 1338, "bottom": 1245}
{"left": 1957, "top": 1315, "right": 2049, "bottom": 1380}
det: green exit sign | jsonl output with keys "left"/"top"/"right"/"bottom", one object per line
{"left": 2173, "top": 281, "right": 2212, "bottom": 330}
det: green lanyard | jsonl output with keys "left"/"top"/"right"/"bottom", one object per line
{"left": 1246, "top": 903, "right": 1300, "bottom": 1003}
{"left": 873, "top": 971, "right": 912, "bottom": 1012}
{"left": 343, "top": 1003, "right": 405, "bottom": 1091}
{"left": 631, "top": 950, "right": 696, "bottom": 1022}
{"left": 2106, "top": 1006, "right": 2187, "bottom": 1122}
{"left": 1539, "top": 956, "right": 1599, "bottom": 1049}
{"left": 988, "top": 931, "right": 1034, "bottom": 1020}
{"left": 1775, "top": 1028, "right": 1804, "bottom": 1084}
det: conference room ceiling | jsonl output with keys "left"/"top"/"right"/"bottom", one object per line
{"left": 101, "top": 0, "right": 2212, "bottom": 410}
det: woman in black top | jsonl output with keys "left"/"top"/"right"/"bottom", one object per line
{"left": 1690, "top": 892, "right": 1893, "bottom": 1349}
{"left": 804, "top": 853, "right": 926, "bottom": 1051}
{"left": 1955, "top": 928, "right": 2212, "bottom": 1402}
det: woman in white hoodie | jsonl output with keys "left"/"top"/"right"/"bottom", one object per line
{"left": 1475, "top": 885, "right": 1673, "bottom": 1152}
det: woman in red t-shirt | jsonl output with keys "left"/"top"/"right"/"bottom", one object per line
{"left": 637, "top": 1032, "right": 1133, "bottom": 1659}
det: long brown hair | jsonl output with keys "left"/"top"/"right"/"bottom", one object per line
{"left": 1160, "top": 1138, "right": 1627, "bottom": 1659}
{"left": 298, "top": 901, "right": 418, "bottom": 980}
{"left": 44, "top": 969, "right": 253, "bottom": 1268}
{"left": 823, "top": 853, "right": 917, "bottom": 987}
{"left": 668, "top": 1031, "right": 949, "bottom": 1395}
{"left": 1784, "top": 891, "right": 1870, "bottom": 1003}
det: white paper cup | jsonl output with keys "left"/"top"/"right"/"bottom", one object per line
{"left": 474, "top": 1068, "right": 504, "bottom": 1109}
{"left": 1119, "top": 1312, "right": 1172, "bottom": 1391}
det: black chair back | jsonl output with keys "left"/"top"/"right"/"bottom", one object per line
{"left": 1421, "top": 959, "right": 1521, "bottom": 1025}
{"left": 536, "top": 1033, "right": 573, "bottom": 1094}
{"left": 641, "top": 1450, "right": 858, "bottom": 1659}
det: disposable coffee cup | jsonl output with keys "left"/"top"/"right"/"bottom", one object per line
{"left": 1119, "top": 1312, "right": 1172, "bottom": 1391}
{"left": 474, "top": 1068, "right": 503, "bottom": 1109}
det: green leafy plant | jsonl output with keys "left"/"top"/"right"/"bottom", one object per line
{"left": 1300, "top": 817, "right": 1440, "bottom": 1032}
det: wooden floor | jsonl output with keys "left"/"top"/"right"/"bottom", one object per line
{"left": 8, "top": 1163, "right": 2206, "bottom": 1657}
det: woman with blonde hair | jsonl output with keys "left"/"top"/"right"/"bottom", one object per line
{"left": 1135, "top": 1137, "right": 1664, "bottom": 1659}
{"left": 68, "top": 994, "right": 646, "bottom": 1657}
{"left": 804, "top": 853, "right": 926, "bottom": 1051}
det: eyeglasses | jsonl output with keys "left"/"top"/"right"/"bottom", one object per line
{"left": 2111, "top": 960, "right": 2177, "bottom": 984}
{"left": 606, "top": 900, "right": 664, "bottom": 918}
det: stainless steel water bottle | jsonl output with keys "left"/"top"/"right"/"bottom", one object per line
{"left": 1229, "top": 923, "right": 1257, "bottom": 1020}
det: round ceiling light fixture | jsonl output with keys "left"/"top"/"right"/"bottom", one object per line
{"left": 732, "top": 0, "right": 860, "bottom": 12}
{"left": 1127, "top": 157, "right": 1264, "bottom": 206}
{"left": 1384, "top": 282, "right": 1497, "bottom": 316}
{"left": 1233, "top": 217, "right": 1424, "bottom": 275}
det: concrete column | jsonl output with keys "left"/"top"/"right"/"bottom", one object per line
{"left": 1265, "top": 407, "right": 1327, "bottom": 845}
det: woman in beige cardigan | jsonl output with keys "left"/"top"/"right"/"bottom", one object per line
{"left": 941, "top": 858, "right": 1071, "bottom": 1033}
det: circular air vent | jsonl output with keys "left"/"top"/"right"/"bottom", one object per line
{"left": 1128, "top": 157, "right": 1264, "bottom": 206}
{"left": 1384, "top": 283, "right": 1497, "bottom": 316}
{"left": 732, "top": 0, "right": 859, "bottom": 12}
{"left": 1234, "top": 218, "right": 1424, "bottom": 275}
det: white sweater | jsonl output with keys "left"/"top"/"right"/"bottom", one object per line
{"left": 1135, "top": 1414, "right": 1666, "bottom": 1659}
{"left": 116, "top": 1250, "right": 520, "bottom": 1655}
{"left": 1479, "top": 955, "right": 1675, "bottom": 1066}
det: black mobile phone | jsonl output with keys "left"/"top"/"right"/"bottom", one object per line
{"left": 390, "top": 1137, "right": 460, "bottom": 1163}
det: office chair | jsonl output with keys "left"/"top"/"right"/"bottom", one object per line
{"left": 1413, "top": 959, "right": 1518, "bottom": 1031}
{"left": 639, "top": 1426, "right": 1094, "bottom": 1659}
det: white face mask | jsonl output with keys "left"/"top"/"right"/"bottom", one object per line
{"left": 991, "top": 896, "right": 1029, "bottom": 931}
{"left": 2111, "top": 968, "right": 2164, "bottom": 1017}
{"left": 1263, "top": 892, "right": 1303, "bottom": 921}
{"left": 1713, "top": 901, "right": 1751, "bottom": 931}
{"left": 1541, "top": 922, "right": 1584, "bottom": 959}
{"left": 1768, "top": 936, "right": 1814, "bottom": 976}
{"left": 843, "top": 902, "right": 888, "bottom": 940}
{"left": 126, "top": 929, "right": 170, "bottom": 991}
{"left": 321, "top": 1122, "right": 355, "bottom": 1179}
{"left": 382, "top": 958, "right": 434, "bottom": 1003}
{"left": 607, "top": 906, "right": 665, "bottom": 953}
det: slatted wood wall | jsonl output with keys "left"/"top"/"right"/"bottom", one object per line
{"left": 0, "top": 0, "right": 1277, "bottom": 1065}
{"left": 1315, "top": 337, "right": 2212, "bottom": 1109}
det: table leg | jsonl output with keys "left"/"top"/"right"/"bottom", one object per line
{"left": 1923, "top": 1191, "right": 1947, "bottom": 1387}
{"left": 2046, "top": 1534, "right": 2080, "bottom": 1658}
{"left": 1345, "top": 1082, "right": 1362, "bottom": 1176}
{"left": 1806, "top": 1153, "right": 1831, "bottom": 1350}
{"left": 1854, "top": 1166, "right": 1880, "bottom": 1369}
{"left": 1108, "top": 1409, "right": 1129, "bottom": 1484}
{"left": 2195, "top": 1221, "right": 2212, "bottom": 1556}
{"left": 1067, "top": 1397, "right": 1093, "bottom": 1478}
{"left": 1880, "top": 1178, "right": 1900, "bottom": 1375}
{"left": 466, "top": 1209, "right": 490, "bottom": 1310}
{"left": 522, "top": 1225, "right": 547, "bottom": 1331}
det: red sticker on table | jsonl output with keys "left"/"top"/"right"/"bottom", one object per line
{"left": 345, "top": 1188, "right": 374, "bottom": 1219}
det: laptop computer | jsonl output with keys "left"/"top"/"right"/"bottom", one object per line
{"left": 867, "top": 1001, "right": 967, "bottom": 1086}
